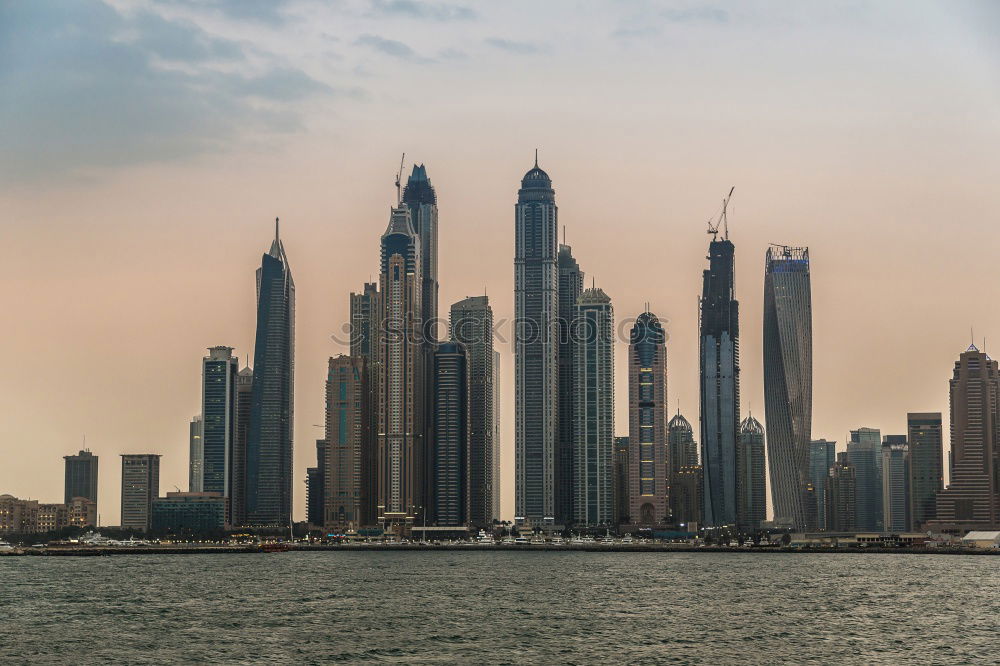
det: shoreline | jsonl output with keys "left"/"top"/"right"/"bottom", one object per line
{"left": 3, "top": 544, "right": 998, "bottom": 557}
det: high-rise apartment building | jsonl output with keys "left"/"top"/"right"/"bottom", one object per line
{"left": 907, "top": 412, "right": 942, "bottom": 529}
{"left": 809, "top": 439, "right": 836, "bottom": 530}
{"left": 232, "top": 365, "right": 253, "bottom": 526}
{"left": 306, "top": 439, "right": 325, "bottom": 527}
{"left": 201, "top": 346, "right": 239, "bottom": 522}
{"left": 514, "top": 156, "right": 559, "bottom": 527}
{"left": 628, "top": 311, "right": 668, "bottom": 527}
{"left": 450, "top": 295, "right": 497, "bottom": 527}
{"left": 826, "top": 452, "right": 857, "bottom": 532}
{"left": 847, "top": 427, "right": 883, "bottom": 532}
{"left": 376, "top": 206, "right": 425, "bottom": 532}
{"left": 432, "top": 342, "right": 470, "bottom": 527}
{"left": 738, "top": 415, "right": 766, "bottom": 531}
{"left": 668, "top": 412, "right": 698, "bottom": 524}
{"left": 246, "top": 220, "right": 295, "bottom": 529}
{"left": 64, "top": 449, "right": 98, "bottom": 510}
{"left": 350, "top": 283, "right": 379, "bottom": 359}
{"left": 933, "top": 345, "right": 1000, "bottom": 530}
{"left": 556, "top": 243, "right": 584, "bottom": 525}
{"left": 672, "top": 465, "right": 703, "bottom": 529}
{"left": 881, "top": 436, "right": 910, "bottom": 532}
{"left": 700, "top": 235, "right": 740, "bottom": 527}
{"left": 188, "top": 417, "right": 203, "bottom": 493}
{"left": 325, "top": 355, "right": 371, "bottom": 531}
{"left": 402, "top": 165, "right": 438, "bottom": 340}
{"left": 613, "top": 436, "right": 630, "bottom": 526}
{"left": 120, "top": 454, "right": 160, "bottom": 531}
{"left": 763, "top": 245, "right": 813, "bottom": 530}
{"left": 572, "top": 287, "right": 614, "bottom": 527}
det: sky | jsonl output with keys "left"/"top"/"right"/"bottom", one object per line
{"left": 2, "top": 0, "right": 999, "bottom": 525}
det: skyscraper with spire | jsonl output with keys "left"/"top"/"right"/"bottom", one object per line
{"left": 514, "top": 154, "right": 559, "bottom": 527}
{"left": 700, "top": 232, "right": 740, "bottom": 528}
{"left": 556, "top": 242, "right": 583, "bottom": 524}
{"left": 376, "top": 206, "right": 425, "bottom": 532}
{"left": 628, "top": 310, "right": 668, "bottom": 527}
{"left": 246, "top": 219, "right": 295, "bottom": 529}
{"left": 402, "top": 164, "right": 438, "bottom": 339}
{"left": 763, "top": 245, "right": 813, "bottom": 530}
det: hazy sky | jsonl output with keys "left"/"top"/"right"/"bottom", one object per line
{"left": 2, "top": 1, "right": 999, "bottom": 525}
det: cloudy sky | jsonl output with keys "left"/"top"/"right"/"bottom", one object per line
{"left": 2, "top": 1, "right": 999, "bottom": 524}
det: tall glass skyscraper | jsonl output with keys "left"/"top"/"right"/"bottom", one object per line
{"left": 700, "top": 237, "right": 740, "bottom": 527}
{"left": 376, "top": 206, "right": 424, "bottom": 532}
{"left": 738, "top": 415, "right": 767, "bottom": 532}
{"left": 431, "top": 342, "right": 470, "bottom": 527}
{"left": 64, "top": 449, "right": 99, "bottom": 508}
{"left": 246, "top": 220, "right": 295, "bottom": 529}
{"left": 847, "top": 427, "right": 883, "bottom": 532}
{"left": 809, "top": 439, "right": 836, "bottom": 530}
{"left": 201, "top": 346, "right": 239, "bottom": 522}
{"left": 556, "top": 243, "right": 584, "bottom": 526}
{"left": 572, "top": 287, "right": 614, "bottom": 527}
{"left": 402, "top": 165, "right": 438, "bottom": 339}
{"left": 450, "top": 295, "right": 497, "bottom": 527}
{"left": 881, "top": 435, "right": 910, "bottom": 532}
{"left": 907, "top": 412, "right": 942, "bottom": 529}
{"left": 763, "top": 245, "right": 813, "bottom": 530}
{"left": 668, "top": 411, "right": 700, "bottom": 527}
{"left": 325, "top": 354, "right": 371, "bottom": 531}
{"left": 188, "top": 417, "right": 203, "bottom": 493}
{"left": 628, "top": 311, "right": 668, "bottom": 527}
{"left": 514, "top": 157, "right": 559, "bottom": 527}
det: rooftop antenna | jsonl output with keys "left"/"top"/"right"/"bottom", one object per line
{"left": 534, "top": 148, "right": 539, "bottom": 168}
{"left": 394, "top": 153, "right": 406, "bottom": 205}
{"left": 563, "top": 225, "right": 566, "bottom": 246}
{"left": 275, "top": 217, "right": 279, "bottom": 241}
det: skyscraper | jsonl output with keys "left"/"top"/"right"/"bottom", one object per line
{"left": 188, "top": 416, "right": 203, "bottom": 493}
{"left": 700, "top": 235, "right": 740, "bottom": 527}
{"left": 246, "top": 220, "right": 295, "bottom": 530}
{"left": 431, "top": 342, "right": 470, "bottom": 527}
{"left": 201, "top": 346, "right": 239, "bottom": 522}
{"left": 64, "top": 449, "right": 98, "bottom": 510}
{"left": 763, "top": 245, "right": 813, "bottom": 530}
{"left": 306, "top": 439, "right": 325, "bottom": 527}
{"left": 232, "top": 365, "right": 253, "bottom": 526}
{"left": 573, "top": 286, "right": 615, "bottom": 527}
{"left": 628, "top": 311, "right": 668, "bottom": 527}
{"left": 514, "top": 156, "right": 559, "bottom": 527}
{"left": 492, "top": 350, "right": 501, "bottom": 522}
{"left": 809, "top": 439, "right": 836, "bottom": 530}
{"left": 348, "top": 283, "right": 378, "bottom": 527}
{"left": 450, "top": 295, "right": 497, "bottom": 527}
{"left": 826, "top": 452, "right": 857, "bottom": 532}
{"left": 350, "top": 283, "right": 379, "bottom": 359}
{"left": 933, "top": 344, "right": 1000, "bottom": 530}
{"left": 376, "top": 206, "right": 424, "bottom": 532}
{"left": 120, "top": 454, "right": 160, "bottom": 532}
{"left": 325, "top": 354, "right": 371, "bottom": 531}
{"left": 738, "top": 415, "right": 767, "bottom": 532}
{"left": 613, "top": 436, "right": 630, "bottom": 526}
{"left": 556, "top": 243, "right": 584, "bottom": 525}
{"left": 402, "top": 165, "right": 438, "bottom": 339}
{"left": 881, "top": 435, "right": 910, "bottom": 532}
{"left": 672, "top": 465, "right": 703, "bottom": 529}
{"left": 847, "top": 427, "right": 883, "bottom": 532}
{"left": 907, "top": 412, "right": 943, "bottom": 529}
{"left": 668, "top": 411, "right": 698, "bottom": 525}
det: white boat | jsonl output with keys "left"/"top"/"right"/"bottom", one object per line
{"left": 513, "top": 536, "right": 529, "bottom": 544}
{"left": 0, "top": 541, "right": 14, "bottom": 552}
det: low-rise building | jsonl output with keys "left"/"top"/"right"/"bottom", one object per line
{"left": 960, "top": 531, "right": 1000, "bottom": 549}
{"left": 150, "top": 492, "right": 227, "bottom": 532}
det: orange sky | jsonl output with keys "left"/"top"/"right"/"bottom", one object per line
{"left": 2, "top": 1, "right": 999, "bottom": 524}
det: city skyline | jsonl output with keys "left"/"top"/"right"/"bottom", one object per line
{"left": 4, "top": 2, "right": 1000, "bottom": 524}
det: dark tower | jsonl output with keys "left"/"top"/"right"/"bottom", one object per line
{"left": 556, "top": 243, "right": 583, "bottom": 524}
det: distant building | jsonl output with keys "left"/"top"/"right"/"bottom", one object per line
{"left": 672, "top": 465, "right": 703, "bottom": 529}
{"left": 64, "top": 449, "right": 99, "bottom": 512}
{"left": 67, "top": 497, "right": 97, "bottom": 528}
{"left": 350, "top": 283, "right": 379, "bottom": 360}
{"left": 324, "top": 355, "right": 371, "bottom": 532}
{"left": 738, "top": 415, "right": 767, "bottom": 532}
{"left": 151, "top": 492, "right": 227, "bottom": 532}
{"left": 246, "top": 220, "right": 295, "bottom": 530}
{"left": 907, "top": 412, "right": 942, "bottom": 530}
{"left": 0, "top": 495, "right": 38, "bottom": 534}
{"left": 932, "top": 345, "right": 1000, "bottom": 530}
{"left": 627, "top": 312, "right": 668, "bottom": 527}
{"left": 120, "top": 454, "right": 161, "bottom": 531}
{"left": 450, "top": 295, "right": 497, "bottom": 527}
{"left": 514, "top": 157, "right": 559, "bottom": 528}
{"left": 668, "top": 412, "right": 698, "bottom": 523}
{"left": 847, "top": 427, "right": 882, "bottom": 532}
{"left": 826, "top": 452, "right": 857, "bottom": 532}
{"left": 881, "top": 436, "right": 910, "bottom": 532}
{"left": 232, "top": 365, "right": 253, "bottom": 526}
{"left": 201, "top": 346, "right": 239, "bottom": 522}
{"left": 188, "top": 416, "right": 203, "bottom": 493}
{"left": 700, "top": 234, "right": 740, "bottom": 528}
{"left": 306, "top": 439, "right": 325, "bottom": 527}
{"left": 432, "top": 342, "right": 470, "bottom": 527}
{"left": 37, "top": 503, "right": 68, "bottom": 532}
{"left": 809, "top": 440, "right": 836, "bottom": 530}
{"left": 613, "top": 436, "right": 630, "bottom": 526}
{"left": 573, "top": 287, "right": 615, "bottom": 528}
{"left": 0, "top": 496, "right": 95, "bottom": 534}
{"left": 556, "top": 243, "right": 584, "bottom": 526}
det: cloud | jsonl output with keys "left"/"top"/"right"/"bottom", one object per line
{"left": 368, "top": 0, "right": 476, "bottom": 21}
{"left": 662, "top": 7, "right": 728, "bottom": 24}
{"left": 484, "top": 38, "right": 542, "bottom": 55}
{"left": 153, "top": 0, "right": 294, "bottom": 26}
{"left": 0, "top": 1, "right": 340, "bottom": 182}
{"left": 355, "top": 34, "right": 431, "bottom": 62}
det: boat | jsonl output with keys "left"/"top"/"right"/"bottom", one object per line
{"left": 513, "top": 536, "right": 529, "bottom": 545}
{"left": 261, "top": 542, "right": 291, "bottom": 553}
{"left": 0, "top": 541, "right": 14, "bottom": 552}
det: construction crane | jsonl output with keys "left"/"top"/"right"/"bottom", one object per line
{"left": 707, "top": 186, "right": 735, "bottom": 241}
{"left": 394, "top": 153, "right": 406, "bottom": 205}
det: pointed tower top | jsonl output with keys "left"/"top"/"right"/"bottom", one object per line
{"left": 534, "top": 148, "right": 539, "bottom": 168}
{"left": 268, "top": 217, "right": 283, "bottom": 258}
